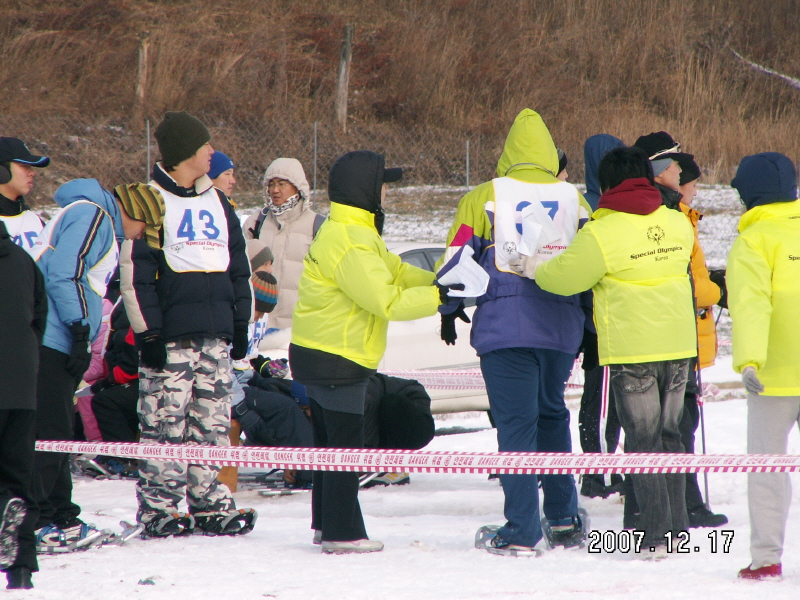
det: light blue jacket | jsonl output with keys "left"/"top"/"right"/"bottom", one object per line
{"left": 37, "top": 179, "right": 123, "bottom": 355}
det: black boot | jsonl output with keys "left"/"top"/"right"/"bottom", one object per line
{"left": 688, "top": 506, "right": 728, "bottom": 528}
{"left": 6, "top": 567, "right": 33, "bottom": 590}
{"left": 579, "top": 474, "right": 609, "bottom": 499}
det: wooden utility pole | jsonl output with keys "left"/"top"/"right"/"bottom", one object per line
{"left": 334, "top": 24, "right": 354, "bottom": 134}
{"left": 135, "top": 31, "right": 150, "bottom": 122}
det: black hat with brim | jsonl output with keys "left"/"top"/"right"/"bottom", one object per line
{"left": 383, "top": 167, "right": 403, "bottom": 183}
{"left": 0, "top": 137, "right": 50, "bottom": 167}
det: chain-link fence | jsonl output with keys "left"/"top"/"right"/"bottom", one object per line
{"left": 0, "top": 113, "right": 500, "bottom": 208}
{"left": 0, "top": 112, "right": 743, "bottom": 265}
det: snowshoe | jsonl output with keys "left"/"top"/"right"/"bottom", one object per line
{"left": 361, "top": 473, "right": 410, "bottom": 488}
{"left": 36, "top": 520, "right": 107, "bottom": 554}
{"left": 0, "top": 498, "right": 26, "bottom": 568}
{"left": 193, "top": 508, "right": 257, "bottom": 536}
{"left": 474, "top": 525, "right": 543, "bottom": 558}
{"left": 140, "top": 512, "right": 195, "bottom": 539}
{"left": 105, "top": 521, "right": 145, "bottom": 545}
{"left": 541, "top": 507, "right": 590, "bottom": 550}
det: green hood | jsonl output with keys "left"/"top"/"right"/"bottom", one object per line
{"left": 496, "top": 108, "right": 559, "bottom": 180}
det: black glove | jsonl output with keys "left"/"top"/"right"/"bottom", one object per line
{"left": 441, "top": 306, "right": 471, "bottom": 345}
{"left": 579, "top": 329, "right": 600, "bottom": 371}
{"left": 66, "top": 323, "right": 92, "bottom": 379}
{"left": 90, "top": 374, "right": 115, "bottom": 395}
{"left": 230, "top": 325, "right": 249, "bottom": 360}
{"left": 435, "top": 281, "right": 466, "bottom": 304}
{"left": 140, "top": 333, "right": 167, "bottom": 370}
{"left": 708, "top": 269, "right": 727, "bottom": 309}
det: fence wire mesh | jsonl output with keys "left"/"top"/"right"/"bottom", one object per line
{"left": 0, "top": 113, "right": 742, "bottom": 266}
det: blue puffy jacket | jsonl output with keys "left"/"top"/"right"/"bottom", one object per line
{"left": 36, "top": 179, "right": 123, "bottom": 355}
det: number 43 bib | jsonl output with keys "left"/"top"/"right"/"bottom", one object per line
{"left": 161, "top": 188, "right": 230, "bottom": 273}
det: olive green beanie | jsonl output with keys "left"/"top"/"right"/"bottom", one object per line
{"left": 155, "top": 111, "right": 211, "bottom": 169}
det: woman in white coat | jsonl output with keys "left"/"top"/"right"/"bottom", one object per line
{"left": 242, "top": 158, "right": 324, "bottom": 330}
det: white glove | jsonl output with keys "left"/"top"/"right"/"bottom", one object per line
{"left": 742, "top": 366, "right": 764, "bottom": 395}
{"left": 507, "top": 256, "right": 538, "bottom": 279}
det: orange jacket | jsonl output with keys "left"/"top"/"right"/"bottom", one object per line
{"left": 680, "top": 203, "right": 720, "bottom": 368}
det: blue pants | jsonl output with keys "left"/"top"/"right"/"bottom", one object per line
{"left": 480, "top": 347, "right": 578, "bottom": 547}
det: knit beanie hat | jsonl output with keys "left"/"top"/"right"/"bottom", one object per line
{"left": 114, "top": 183, "right": 166, "bottom": 249}
{"left": 155, "top": 111, "right": 211, "bottom": 169}
{"left": 251, "top": 271, "right": 279, "bottom": 313}
{"left": 209, "top": 151, "right": 235, "bottom": 179}
{"left": 262, "top": 158, "right": 311, "bottom": 200}
{"left": 677, "top": 154, "right": 701, "bottom": 186}
{"left": 246, "top": 239, "right": 274, "bottom": 272}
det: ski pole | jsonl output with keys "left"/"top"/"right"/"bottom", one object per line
{"left": 695, "top": 364, "right": 711, "bottom": 510}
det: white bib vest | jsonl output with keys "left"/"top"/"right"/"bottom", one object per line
{"left": 157, "top": 184, "right": 230, "bottom": 273}
{"left": 30, "top": 200, "right": 119, "bottom": 297}
{"left": 492, "top": 178, "right": 586, "bottom": 273}
{"left": 231, "top": 314, "right": 270, "bottom": 370}
{"left": 0, "top": 211, "right": 44, "bottom": 255}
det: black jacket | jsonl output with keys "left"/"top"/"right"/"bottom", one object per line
{"left": 0, "top": 221, "right": 47, "bottom": 409}
{"left": 655, "top": 182, "right": 683, "bottom": 211}
{"left": 121, "top": 166, "right": 252, "bottom": 344}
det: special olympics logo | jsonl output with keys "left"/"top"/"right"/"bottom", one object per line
{"left": 647, "top": 225, "right": 665, "bottom": 245}
{"left": 503, "top": 241, "right": 517, "bottom": 254}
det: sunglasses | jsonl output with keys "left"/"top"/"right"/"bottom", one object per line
{"left": 649, "top": 143, "right": 681, "bottom": 160}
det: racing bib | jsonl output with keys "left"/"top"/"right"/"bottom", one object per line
{"left": 492, "top": 178, "right": 586, "bottom": 273}
{"left": 159, "top": 186, "right": 230, "bottom": 273}
{"left": 0, "top": 211, "right": 44, "bottom": 255}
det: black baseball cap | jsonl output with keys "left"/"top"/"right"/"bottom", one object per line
{"left": 0, "top": 137, "right": 50, "bottom": 167}
{"left": 383, "top": 167, "right": 403, "bottom": 183}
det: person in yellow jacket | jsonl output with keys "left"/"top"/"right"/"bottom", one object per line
{"left": 675, "top": 154, "right": 728, "bottom": 528}
{"left": 289, "top": 150, "right": 446, "bottom": 555}
{"left": 728, "top": 152, "right": 800, "bottom": 581}
{"left": 532, "top": 147, "right": 697, "bottom": 552}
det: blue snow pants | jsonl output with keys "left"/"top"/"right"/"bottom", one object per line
{"left": 480, "top": 347, "right": 578, "bottom": 547}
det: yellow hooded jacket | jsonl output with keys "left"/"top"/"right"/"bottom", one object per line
{"left": 291, "top": 202, "right": 439, "bottom": 369}
{"left": 728, "top": 199, "right": 800, "bottom": 395}
{"left": 535, "top": 199, "right": 697, "bottom": 365}
{"left": 679, "top": 203, "right": 721, "bottom": 369}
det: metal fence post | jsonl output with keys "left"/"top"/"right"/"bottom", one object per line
{"left": 313, "top": 121, "right": 318, "bottom": 198}
{"left": 466, "top": 139, "right": 470, "bottom": 189}
{"left": 145, "top": 119, "right": 151, "bottom": 180}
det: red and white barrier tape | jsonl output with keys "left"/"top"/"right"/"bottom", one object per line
{"left": 36, "top": 441, "right": 800, "bottom": 475}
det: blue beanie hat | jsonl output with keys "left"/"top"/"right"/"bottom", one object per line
{"left": 209, "top": 151, "right": 235, "bottom": 179}
{"left": 731, "top": 152, "right": 798, "bottom": 210}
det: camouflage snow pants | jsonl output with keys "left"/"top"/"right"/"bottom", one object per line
{"left": 136, "top": 338, "right": 236, "bottom": 522}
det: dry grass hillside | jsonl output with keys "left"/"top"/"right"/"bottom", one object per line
{"left": 1, "top": 0, "right": 799, "bottom": 202}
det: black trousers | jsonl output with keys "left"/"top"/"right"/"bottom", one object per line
{"left": 309, "top": 397, "right": 367, "bottom": 542}
{"left": 31, "top": 347, "right": 82, "bottom": 528}
{"left": 579, "top": 364, "right": 621, "bottom": 456}
{"left": 0, "top": 409, "right": 38, "bottom": 572}
{"left": 92, "top": 384, "right": 140, "bottom": 442}
{"left": 624, "top": 370, "right": 705, "bottom": 517}
{"left": 678, "top": 371, "right": 705, "bottom": 511}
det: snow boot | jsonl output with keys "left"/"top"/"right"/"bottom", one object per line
{"left": 0, "top": 498, "right": 26, "bottom": 568}
{"left": 579, "top": 474, "right": 609, "bottom": 499}
{"left": 688, "top": 506, "right": 728, "bottom": 528}
{"left": 193, "top": 508, "right": 257, "bottom": 536}
{"left": 5, "top": 567, "right": 32, "bottom": 590}
{"left": 738, "top": 563, "right": 782, "bottom": 580}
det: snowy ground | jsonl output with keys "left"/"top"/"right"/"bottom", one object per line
{"left": 27, "top": 371, "right": 800, "bottom": 599}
